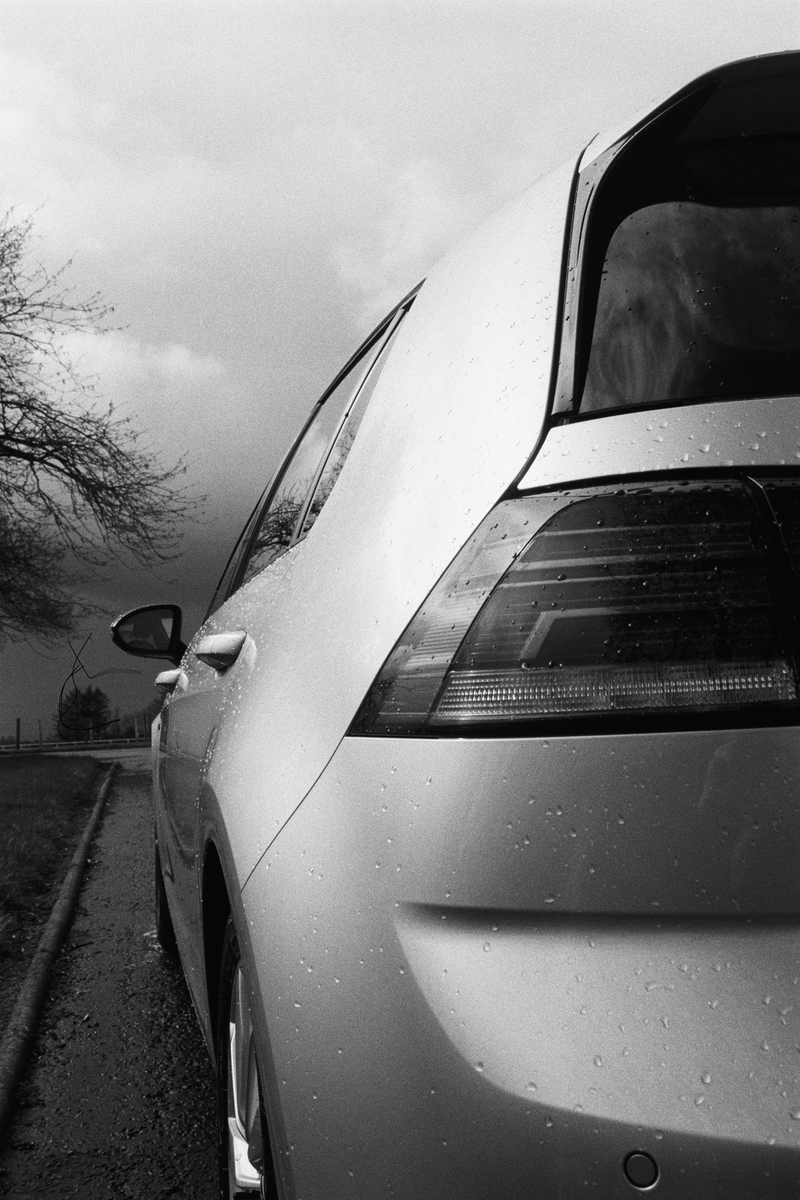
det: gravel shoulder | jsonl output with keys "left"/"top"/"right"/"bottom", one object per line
{"left": 0, "top": 755, "right": 217, "bottom": 1199}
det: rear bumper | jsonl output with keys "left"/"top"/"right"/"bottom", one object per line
{"left": 242, "top": 728, "right": 800, "bottom": 1197}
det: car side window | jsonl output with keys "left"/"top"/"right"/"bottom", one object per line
{"left": 238, "top": 301, "right": 411, "bottom": 588}
{"left": 298, "top": 315, "right": 405, "bottom": 539}
{"left": 204, "top": 497, "right": 266, "bottom": 618}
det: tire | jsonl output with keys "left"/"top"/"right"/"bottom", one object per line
{"left": 217, "top": 917, "right": 274, "bottom": 1199}
{"left": 154, "top": 834, "right": 178, "bottom": 956}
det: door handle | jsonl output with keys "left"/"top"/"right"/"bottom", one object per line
{"left": 194, "top": 630, "right": 247, "bottom": 671}
{"left": 155, "top": 668, "right": 183, "bottom": 695}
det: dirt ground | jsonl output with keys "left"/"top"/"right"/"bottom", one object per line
{"left": 0, "top": 753, "right": 217, "bottom": 1199}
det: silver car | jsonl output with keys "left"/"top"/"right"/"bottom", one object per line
{"left": 113, "top": 50, "right": 800, "bottom": 1198}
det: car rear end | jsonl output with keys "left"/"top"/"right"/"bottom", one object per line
{"left": 242, "top": 52, "right": 800, "bottom": 1198}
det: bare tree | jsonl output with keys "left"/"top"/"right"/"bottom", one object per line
{"left": 0, "top": 211, "right": 194, "bottom": 642}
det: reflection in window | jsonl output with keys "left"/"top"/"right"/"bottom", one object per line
{"left": 240, "top": 310, "right": 406, "bottom": 586}
{"left": 245, "top": 492, "right": 304, "bottom": 580}
{"left": 300, "top": 319, "right": 404, "bottom": 538}
{"left": 205, "top": 500, "right": 263, "bottom": 617}
{"left": 582, "top": 203, "right": 800, "bottom": 412}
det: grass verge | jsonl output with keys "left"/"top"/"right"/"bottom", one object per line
{"left": 0, "top": 755, "right": 103, "bottom": 1027}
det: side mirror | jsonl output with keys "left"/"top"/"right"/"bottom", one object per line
{"left": 111, "top": 604, "right": 187, "bottom": 664}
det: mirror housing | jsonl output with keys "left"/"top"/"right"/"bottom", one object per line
{"left": 111, "top": 604, "right": 187, "bottom": 664}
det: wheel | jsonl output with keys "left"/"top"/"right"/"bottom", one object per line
{"left": 217, "top": 917, "right": 274, "bottom": 1199}
{"left": 154, "top": 834, "right": 178, "bottom": 956}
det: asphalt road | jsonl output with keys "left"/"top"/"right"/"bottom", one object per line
{"left": 0, "top": 752, "right": 218, "bottom": 1199}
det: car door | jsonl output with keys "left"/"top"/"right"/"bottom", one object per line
{"left": 154, "top": 497, "right": 269, "bottom": 953}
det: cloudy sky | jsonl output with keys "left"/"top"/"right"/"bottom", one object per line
{"left": 1, "top": 0, "right": 798, "bottom": 740}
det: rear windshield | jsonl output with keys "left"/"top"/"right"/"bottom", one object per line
{"left": 573, "top": 66, "right": 800, "bottom": 416}
{"left": 581, "top": 201, "right": 800, "bottom": 412}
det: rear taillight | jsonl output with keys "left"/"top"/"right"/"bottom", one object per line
{"left": 351, "top": 480, "right": 800, "bottom": 736}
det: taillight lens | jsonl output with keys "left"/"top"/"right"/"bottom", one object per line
{"left": 351, "top": 480, "right": 800, "bottom": 736}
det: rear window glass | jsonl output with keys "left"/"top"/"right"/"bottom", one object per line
{"left": 582, "top": 202, "right": 800, "bottom": 412}
{"left": 572, "top": 67, "right": 800, "bottom": 416}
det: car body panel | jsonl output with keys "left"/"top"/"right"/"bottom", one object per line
{"left": 519, "top": 395, "right": 800, "bottom": 491}
{"left": 241, "top": 730, "right": 800, "bottom": 1196}
{"left": 192, "top": 156, "right": 577, "bottom": 885}
{"left": 157, "top": 553, "right": 296, "bottom": 1003}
